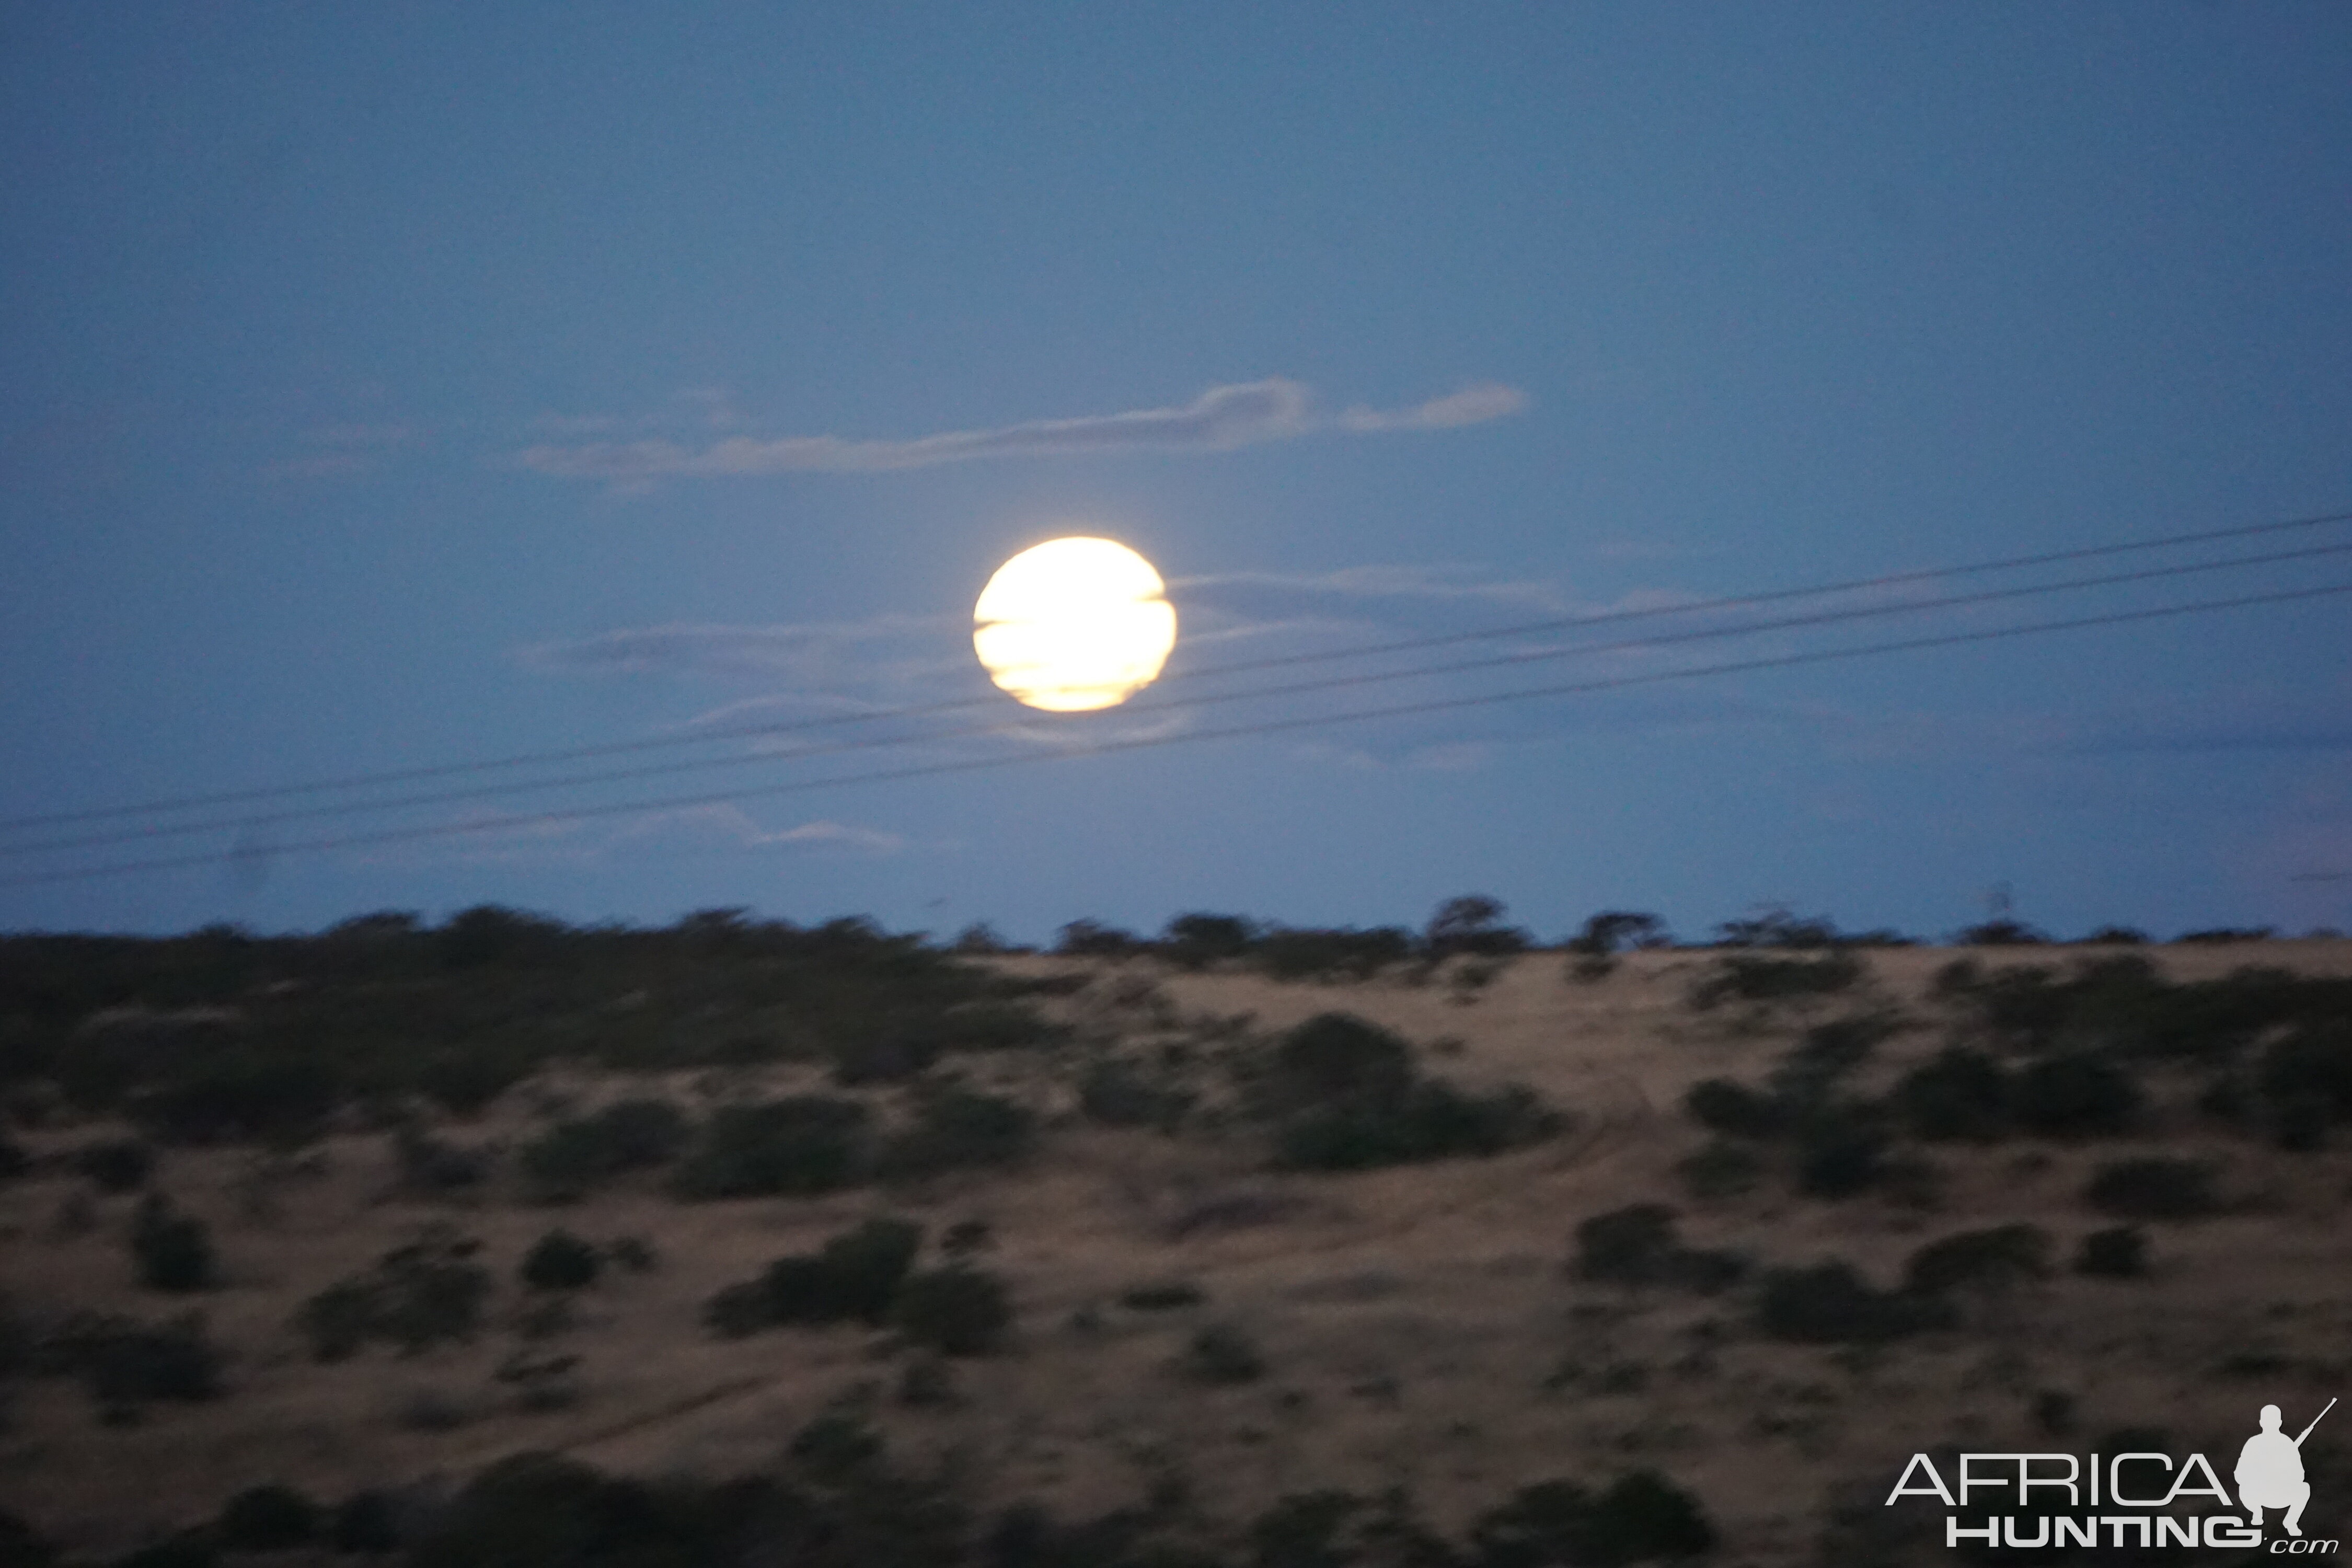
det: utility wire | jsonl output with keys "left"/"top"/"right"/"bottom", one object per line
{"left": 5, "top": 576, "right": 2345, "bottom": 890}
{"left": 7, "top": 538, "right": 2348, "bottom": 859}
{"left": 4, "top": 503, "right": 2349, "bottom": 836}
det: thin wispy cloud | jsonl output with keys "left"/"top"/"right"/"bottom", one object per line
{"left": 513, "top": 378, "right": 1525, "bottom": 480}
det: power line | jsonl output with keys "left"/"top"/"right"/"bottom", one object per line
{"left": 5, "top": 576, "right": 2345, "bottom": 891}
{"left": 5, "top": 503, "right": 2349, "bottom": 836}
{"left": 6, "top": 537, "right": 2347, "bottom": 859}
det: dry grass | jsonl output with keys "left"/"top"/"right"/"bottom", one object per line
{"left": 3, "top": 939, "right": 2348, "bottom": 1562}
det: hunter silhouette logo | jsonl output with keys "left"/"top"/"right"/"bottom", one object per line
{"left": 2242, "top": 1399, "right": 2332, "bottom": 1539}
{"left": 1884, "top": 1396, "right": 2338, "bottom": 1551}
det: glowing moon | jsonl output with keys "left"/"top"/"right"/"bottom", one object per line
{"left": 973, "top": 537, "right": 1177, "bottom": 711}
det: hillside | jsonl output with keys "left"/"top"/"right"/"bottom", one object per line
{"left": 2, "top": 921, "right": 2349, "bottom": 1565}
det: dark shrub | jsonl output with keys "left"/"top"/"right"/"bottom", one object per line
{"left": 1162, "top": 913, "right": 1260, "bottom": 970}
{"left": 1793, "top": 1109, "right": 1890, "bottom": 1198}
{"left": 671, "top": 1097, "right": 872, "bottom": 1199}
{"left": 518, "top": 1099, "right": 688, "bottom": 1196}
{"left": 0, "top": 1508, "right": 57, "bottom": 1568}
{"left": 217, "top": 1484, "right": 319, "bottom": 1551}
{"left": 132, "top": 1046, "right": 340, "bottom": 1147}
{"left": 392, "top": 1124, "right": 494, "bottom": 1193}
{"left": 1056, "top": 919, "right": 1142, "bottom": 958}
{"left": 1675, "top": 1140, "right": 1762, "bottom": 1200}
{"left": 605, "top": 1235, "right": 658, "bottom": 1274}
{"left": 1584, "top": 1472, "right": 1717, "bottom": 1566}
{"left": 296, "top": 1228, "right": 491, "bottom": 1361}
{"left": 1690, "top": 951, "right": 1862, "bottom": 1009}
{"left": 1757, "top": 1262, "right": 1949, "bottom": 1344}
{"left": 2083, "top": 926, "right": 2149, "bottom": 944}
{"left": 1273, "top": 1080, "right": 1556, "bottom": 1171}
{"left": 520, "top": 1230, "right": 602, "bottom": 1293}
{"left": 47, "top": 1311, "right": 224, "bottom": 1406}
{"left": 1252, "top": 926, "right": 1415, "bottom": 982}
{"left": 2076, "top": 1227, "right": 2149, "bottom": 1278}
{"left": 1902, "top": 1225, "right": 2052, "bottom": 1296}
{"left": 1469, "top": 1479, "right": 1593, "bottom": 1568}
{"left": 1120, "top": 1282, "right": 1206, "bottom": 1311}
{"left": 1247, "top": 1490, "right": 1362, "bottom": 1568}
{"left": 2083, "top": 1158, "right": 2217, "bottom": 1220}
{"left": 2179, "top": 927, "right": 2276, "bottom": 944}
{"left": 811, "top": 1217, "right": 924, "bottom": 1324}
{"left": 894, "top": 1267, "right": 1012, "bottom": 1356}
{"left": 829, "top": 1030, "right": 940, "bottom": 1086}
{"left": 1078, "top": 1060, "right": 1192, "bottom": 1129}
{"left": 1567, "top": 912, "right": 1671, "bottom": 958}
{"left": 75, "top": 1137, "right": 156, "bottom": 1193}
{"left": 1261, "top": 1014, "right": 1416, "bottom": 1113}
{"left": 700, "top": 1282, "right": 773, "bottom": 1340}
{"left": 2260, "top": 1022, "right": 2352, "bottom": 1148}
{"left": 883, "top": 1088, "right": 1036, "bottom": 1179}
{"left": 1181, "top": 1322, "right": 1264, "bottom": 1385}
{"left": 327, "top": 1491, "right": 402, "bottom": 1554}
{"left": 131, "top": 1195, "right": 218, "bottom": 1293}
{"left": 1574, "top": 1205, "right": 1679, "bottom": 1284}
{"left": 1573, "top": 1204, "right": 1746, "bottom": 1294}
{"left": 1958, "top": 919, "right": 2049, "bottom": 947}
{"left": 1682, "top": 1079, "right": 1783, "bottom": 1139}
{"left": 1426, "top": 895, "right": 1531, "bottom": 959}
{"left": 1895, "top": 1047, "right": 2010, "bottom": 1142}
{"left": 110, "top": 1530, "right": 218, "bottom": 1568}
{"left": 787, "top": 1411, "right": 884, "bottom": 1482}
{"left": 1770, "top": 1016, "right": 1895, "bottom": 1104}
{"left": 896, "top": 1355, "right": 958, "bottom": 1410}
{"left": 2011, "top": 1055, "right": 2141, "bottom": 1137}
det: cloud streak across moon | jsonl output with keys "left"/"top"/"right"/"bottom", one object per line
{"left": 512, "top": 378, "right": 1526, "bottom": 479}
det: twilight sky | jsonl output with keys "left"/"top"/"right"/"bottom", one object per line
{"left": 5, "top": 4, "right": 2351, "bottom": 946}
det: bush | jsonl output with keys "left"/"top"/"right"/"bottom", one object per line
{"left": 1572, "top": 1204, "right": 1745, "bottom": 1294}
{"left": 131, "top": 1195, "right": 218, "bottom": 1293}
{"left": 671, "top": 1097, "right": 872, "bottom": 1200}
{"left": 131, "top": 1047, "right": 340, "bottom": 1146}
{"left": 327, "top": 1491, "right": 402, "bottom": 1554}
{"left": 1119, "top": 1282, "right": 1206, "bottom": 1311}
{"left": 110, "top": 1530, "right": 218, "bottom": 1568}
{"left": 1675, "top": 1140, "right": 1762, "bottom": 1201}
{"left": 1162, "top": 913, "right": 1260, "bottom": 970}
{"left": 216, "top": 1484, "right": 319, "bottom": 1551}
{"left": 810, "top": 1217, "right": 924, "bottom": 1324}
{"left": 2011, "top": 1054, "right": 2141, "bottom": 1137}
{"left": 882, "top": 1088, "right": 1036, "bottom": 1179}
{"left": 1756, "top": 1262, "right": 1950, "bottom": 1344}
{"left": 2260, "top": 1022, "right": 2352, "bottom": 1148}
{"left": 1259, "top": 1014, "right": 1417, "bottom": 1114}
{"left": 517, "top": 1100, "right": 688, "bottom": 1197}
{"left": 1078, "top": 1060, "right": 1192, "bottom": 1130}
{"left": 829, "top": 1030, "right": 940, "bottom": 1086}
{"left": 1426, "top": 895, "right": 1531, "bottom": 959}
{"left": 1273, "top": 1080, "right": 1557, "bottom": 1171}
{"left": 1181, "top": 1322, "right": 1264, "bottom": 1385}
{"left": 1793, "top": 1109, "right": 1890, "bottom": 1199}
{"left": 295, "top": 1227, "right": 491, "bottom": 1361}
{"left": 1682, "top": 1079, "right": 1784, "bottom": 1139}
{"left": 2083, "top": 1158, "right": 2217, "bottom": 1220}
{"left": 520, "top": 1230, "right": 602, "bottom": 1293}
{"left": 1895, "top": 1047, "right": 2011, "bottom": 1142}
{"left": 1901, "top": 1225, "right": 2052, "bottom": 1296}
{"left": 2076, "top": 1227, "right": 2149, "bottom": 1278}
{"left": 44, "top": 1310, "right": 224, "bottom": 1408}
{"left": 894, "top": 1267, "right": 1012, "bottom": 1356}
{"left": 1690, "top": 951, "right": 1862, "bottom": 1009}
{"left": 0, "top": 1509, "right": 57, "bottom": 1568}
{"left": 1251, "top": 926, "right": 1414, "bottom": 982}
{"left": 75, "top": 1137, "right": 157, "bottom": 1193}
{"left": 700, "top": 1282, "right": 774, "bottom": 1340}
{"left": 787, "top": 1411, "right": 884, "bottom": 1481}
{"left": 1467, "top": 1473, "right": 1713, "bottom": 1568}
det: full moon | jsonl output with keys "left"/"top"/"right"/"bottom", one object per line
{"left": 973, "top": 537, "right": 1178, "bottom": 711}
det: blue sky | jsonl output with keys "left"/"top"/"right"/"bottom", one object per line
{"left": 5, "top": 3, "right": 2350, "bottom": 945}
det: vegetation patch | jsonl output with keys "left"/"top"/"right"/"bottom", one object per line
{"left": 2082, "top": 1157, "right": 2218, "bottom": 1220}
{"left": 1572, "top": 1204, "right": 1746, "bottom": 1293}
{"left": 702, "top": 1217, "right": 925, "bottom": 1336}
{"left": 1901, "top": 1224, "right": 2052, "bottom": 1296}
{"left": 295, "top": 1226, "right": 492, "bottom": 1361}
{"left": 1756, "top": 1261, "right": 1952, "bottom": 1344}
{"left": 517, "top": 1098, "right": 688, "bottom": 1198}
{"left": 1247, "top": 1013, "right": 1560, "bottom": 1172}
{"left": 670, "top": 1096, "right": 873, "bottom": 1200}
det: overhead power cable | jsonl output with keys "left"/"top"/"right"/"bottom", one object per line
{"left": 3, "top": 503, "right": 2348, "bottom": 837}
{"left": 5, "top": 537, "right": 2348, "bottom": 860}
{"left": 4, "top": 575, "right": 2346, "bottom": 890}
